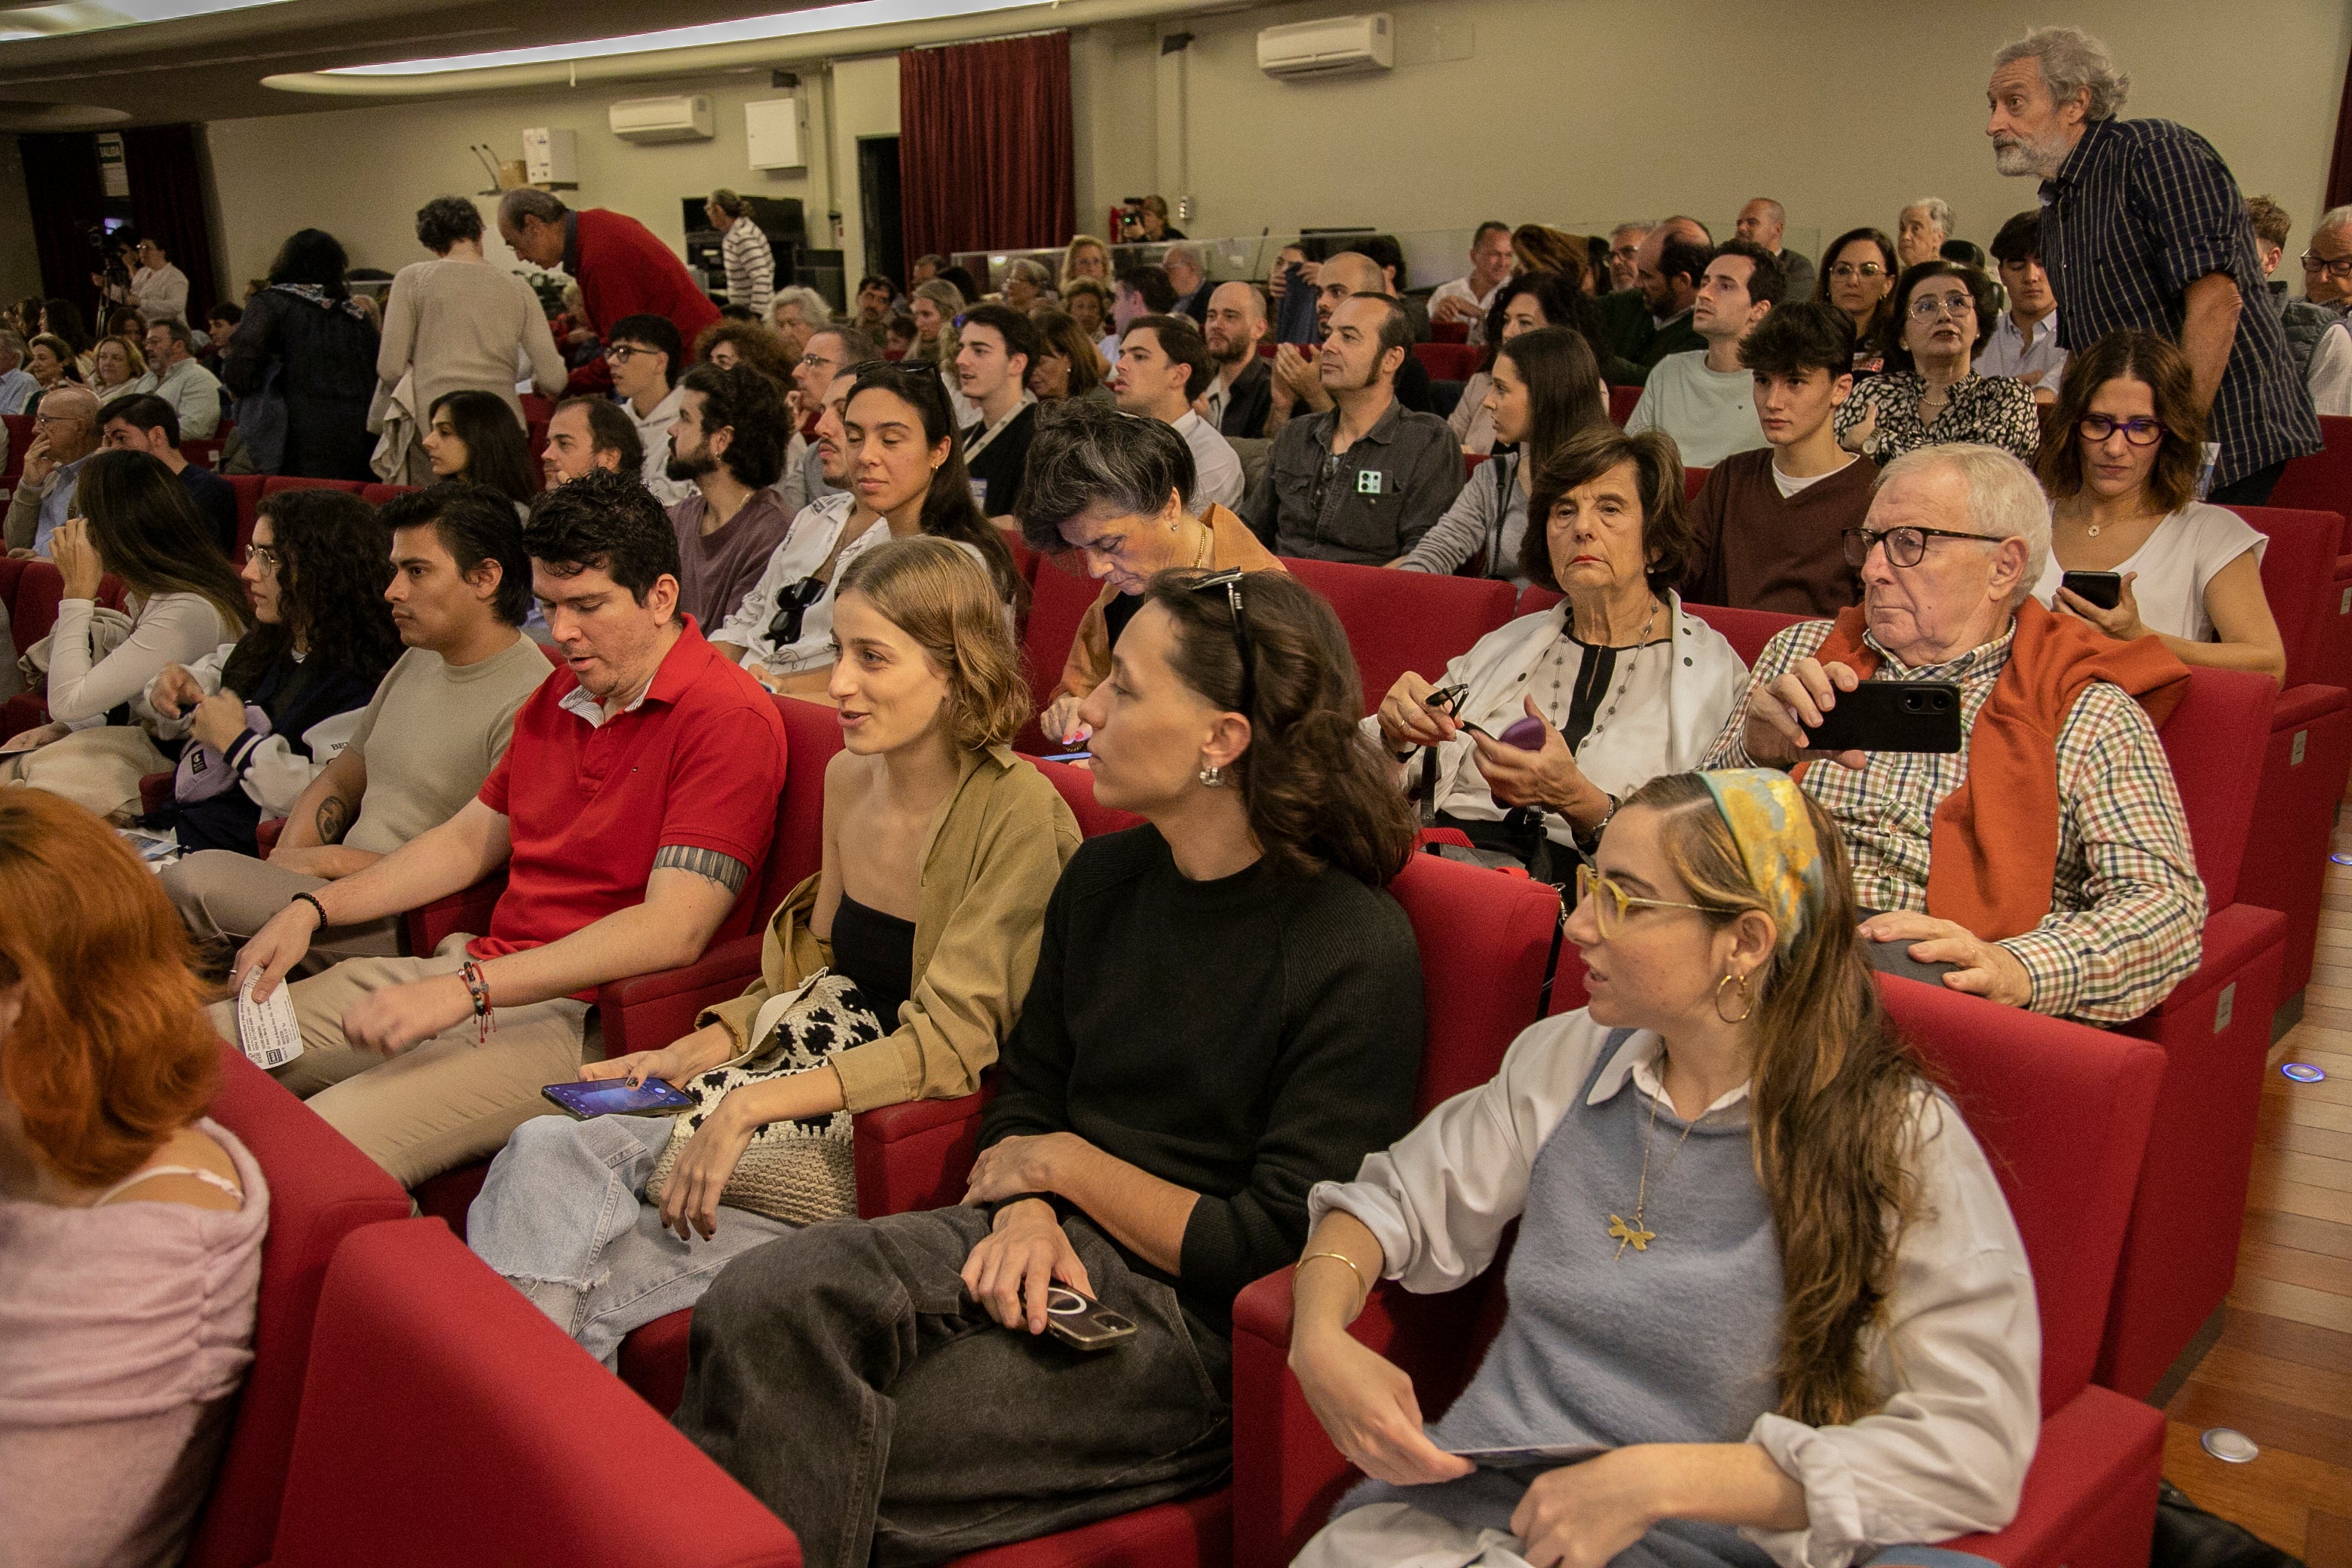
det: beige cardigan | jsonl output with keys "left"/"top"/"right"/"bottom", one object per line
{"left": 700, "top": 744, "right": 1082, "bottom": 1112}
{"left": 1056, "top": 503, "right": 1286, "bottom": 703}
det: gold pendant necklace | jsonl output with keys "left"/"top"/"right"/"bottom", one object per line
{"left": 1608, "top": 1064, "right": 1701, "bottom": 1259}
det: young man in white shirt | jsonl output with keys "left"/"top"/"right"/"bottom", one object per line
{"left": 1111, "top": 313, "right": 1244, "bottom": 511}
{"left": 1626, "top": 239, "right": 1781, "bottom": 468}
{"left": 954, "top": 302, "right": 1042, "bottom": 520}
{"left": 605, "top": 313, "right": 694, "bottom": 506}
{"left": 1981, "top": 211, "right": 2066, "bottom": 402}
{"left": 1429, "top": 221, "right": 1516, "bottom": 341}
{"left": 141, "top": 319, "right": 222, "bottom": 439}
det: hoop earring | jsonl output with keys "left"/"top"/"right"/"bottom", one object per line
{"left": 1197, "top": 764, "right": 1225, "bottom": 788}
{"left": 1713, "top": 971, "right": 1754, "bottom": 1024}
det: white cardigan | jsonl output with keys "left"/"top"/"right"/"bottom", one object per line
{"left": 1365, "top": 591, "right": 1748, "bottom": 841}
{"left": 134, "top": 645, "right": 362, "bottom": 819}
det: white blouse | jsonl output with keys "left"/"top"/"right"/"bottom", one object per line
{"left": 1310, "top": 1012, "right": 2041, "bottom": 1568}
{"left": 2033, "top": 502, "right": 2265, "bottom": 645}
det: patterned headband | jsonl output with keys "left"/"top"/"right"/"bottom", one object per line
{"left": 1698, "top": 769, "right": 1827, "bottom": 957}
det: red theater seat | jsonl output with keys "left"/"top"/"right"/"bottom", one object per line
{"left": 1227, "top": 978, "right": 2167, "bottom": 1568}
{"left": 182, "top": 1046, "right": 412, "bottom": 1568}
{"left": 261, "top": 1220, "right": 802, "bottom": 1568}
{"left": 1411, "top": 341, "right": 1480, "bottom": 381}
{"left": 1606, "top": 384, "right": 1640, "bottom": 426}
{"left": 227, "top": 476, "right": 265, "bottom": 561}
{"left": 1282, "top": 556, "right": 1514, "bottom": 714}
{"left": 259, "top": 476, "right": 366, "bottom": 498}
{"left": 0, "top": 558, "right": 130, "bottom": 740}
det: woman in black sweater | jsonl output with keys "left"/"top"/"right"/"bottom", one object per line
{"left": 223, "top": 229, "right": 381, "bottom": 480}
{"left": 675, "top": 568, "right": 1428, "bottom": 1566}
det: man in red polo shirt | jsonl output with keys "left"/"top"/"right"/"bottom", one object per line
{"left": 220, "top": 468, "right": 789, "bottom": 1187}
{"left": 497, "top": 187, "right": 721, "bottom": 397}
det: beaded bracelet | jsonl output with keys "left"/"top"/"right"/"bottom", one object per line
{"left": 458, "top": 960, "right": 496, "bottom": 1045}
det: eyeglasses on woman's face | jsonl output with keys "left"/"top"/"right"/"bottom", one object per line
{"left": 2078, "top": 414, "right": 2165, "bottom": 447}
{"left": 1573, "top": 864, "right": 1726, "bottom": 940}
{"left": 1827, "top": 262, "right": 1886, "bottom": 280}
{"left": 1906, "top": 291, "right": 1976, "bottom": 321}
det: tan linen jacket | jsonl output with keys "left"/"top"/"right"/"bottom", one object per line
{"left": 1055, "top": 504, "right": 1286, "bottom": 703}
{"left": 698, "top": 743, "right": 1083, "bottom": 1113}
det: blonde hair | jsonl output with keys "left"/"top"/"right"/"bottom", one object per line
{"left": 835, "top": 536, "right": 1031, "bottom": 750}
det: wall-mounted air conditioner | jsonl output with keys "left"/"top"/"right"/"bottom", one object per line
{"left": 609, "top": 94, "right": 715, "bottom": 144}
{"left": 1257, "top": 14, "right": 1393, "bottom": 80}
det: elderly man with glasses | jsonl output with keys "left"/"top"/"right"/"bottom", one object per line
{"left": 5, "top": 385, "right": 102, "bottom": 557}
{"left": 1705, "top": 443, "right": 2203, "bottom": 1024}
{"left": 2294, "top": 209, "right": 2352, "bottom": 414}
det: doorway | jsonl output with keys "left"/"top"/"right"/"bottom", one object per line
{"left": 858, "top": 135, "right": 904, "bottom": 289}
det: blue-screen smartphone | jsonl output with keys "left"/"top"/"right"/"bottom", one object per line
{"left": 541, "top": 1076, "right": 695, "bottom": 1119}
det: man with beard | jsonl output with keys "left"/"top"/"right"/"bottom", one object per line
{"left": 1266, "top": 251, "right": 1436, "bottom": 435}
{"left": 1201, "top": 280, "right": 1272, "bottom": 439}
{"left": 1987, "top": 24, "right": 2317, "bottom": 502}
{"left": 663, "top": 362, "right": 793, "bottom": 631}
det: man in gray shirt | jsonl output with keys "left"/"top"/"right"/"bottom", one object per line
{"left": 1240, "top": 293, "right": 1462, "bottom": 564}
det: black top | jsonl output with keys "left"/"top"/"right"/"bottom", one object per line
{"left": 1216, "top": 357, "right": 1274, "bottom": 442}
{"left": 146, "top": 651, "right": 375, "bottom": 856}
{"left": 961, "top": 401, "right": 1038, "bottom": 520}
{"left": 221, "top": 286, "right": 382, "bottom": 481}
{"left": 1101, "top": 586, "right": 1145, "bottom": 651}
{"left": 831, "top": 890, "right": 917, "bottom": 1023}
{"left": 980, "top": 827, "right": 1425, "bottom": 1332}
{"left": 179, "top": 463, "right": 239, "bottom": 559}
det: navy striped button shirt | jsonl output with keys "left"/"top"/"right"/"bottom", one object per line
{"left": 2038, "top": 115, "right": 2320, "bottom": 487}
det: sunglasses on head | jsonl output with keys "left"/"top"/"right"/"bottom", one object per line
{"left": 1185, "top": 568, "right": 1258, "bottom": 718}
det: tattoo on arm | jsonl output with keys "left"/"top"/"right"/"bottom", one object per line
{"left": 314, "top": 791, "right": 355, "bottom": 846}
{"left": 652, "top": 844, "right": 749, "bottom": 896}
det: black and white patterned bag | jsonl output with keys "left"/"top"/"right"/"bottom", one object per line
{"left": 643, "top": 969, "right": 884, "bottom": 1225}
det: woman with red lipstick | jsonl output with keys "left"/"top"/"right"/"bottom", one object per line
{"left": 1833, "top": 262, "right": 2039, "bottom": 465}
{"left": 2033, "top": 329, "right": 2285, "bottom": 680}
{"left": 469, "top": 537, "right": 1078, "bottom": 1363}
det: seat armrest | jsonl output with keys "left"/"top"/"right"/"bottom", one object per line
{"left": 593, "top": 934, "right": 764, "bottom": 1058}
{"left": 2133, "top": 902, "right": 2285, "bottom": 1021}
{"left": 851, "top": 1089, "right": 990, "bottom": 1218}
{"left": 402, "top": 871, "right": 507, "bottom": 960}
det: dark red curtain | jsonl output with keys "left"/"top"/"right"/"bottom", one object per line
{"left": 121, "top": 124, "right": 219, "bottom": 318}
{"left": 2332, "top": 42, "right": 2352, "bottom": 210}
{"left": 16, "top": 133, "right": 106, "bottom": 320}
{"left": 898, "top": 31, "right": 1073, "bottom": 277}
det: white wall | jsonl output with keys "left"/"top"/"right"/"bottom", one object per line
{"left": 195, "top": 0, "right": 2352, "bottom": 297}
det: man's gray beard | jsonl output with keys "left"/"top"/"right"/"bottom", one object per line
{"left": 1994, "top": 138, "right": 2063, "bottom": 179}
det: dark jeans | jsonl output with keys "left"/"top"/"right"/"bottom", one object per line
{"left": 673, "top": 1205, "right": 1233, "bottom": 1568}
{"left": 2209, "top": 459, "right": 2286, "bottom": 507}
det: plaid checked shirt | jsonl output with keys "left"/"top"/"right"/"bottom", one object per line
{"left": 2038, "top": 115, "right": 2321, "bottom": 488}
{"left": 1702, "top": 617, "right": 2206, "bottom": 1023}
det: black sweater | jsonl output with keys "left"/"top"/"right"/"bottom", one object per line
{"left": 979, "top": 827, "right": 1425, "bottom": 1331}
{"left": 962, "top": 402, "right": 1038, "bottom": 522}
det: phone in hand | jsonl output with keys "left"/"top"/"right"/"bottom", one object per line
{"left": 1802, "top": 679, "right": 1963, "bottom": 754}
{"left": 1039, "top": 1285, "right": 1138, "bottom": 1351}
{"left": 2059, "top": 570, "right": 2124, "bottom": 611}
{"left": 541, "top": 1076, "right": 695, "bottom": 1119}
{"left": 1040, "top": 749, "right": 1092, "bottom": 764}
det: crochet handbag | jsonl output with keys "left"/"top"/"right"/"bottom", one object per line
{"left": 643, "top": 968, "right": 884, "bottom": 1226}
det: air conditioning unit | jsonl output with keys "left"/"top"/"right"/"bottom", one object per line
{"left": 608, "top": 94, "right": 714, "bottom": 144}
{"left": 1257, "top": 13, "right": 1392, "bottom": 80}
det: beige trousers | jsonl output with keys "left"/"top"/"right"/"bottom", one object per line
{"left": 0, "top": 724, "right": 173, "bottom": 819}
{"left": 161, "top": 848, "right": 403, "bottom": 975}
{"left": 207, "top": 936, "right": 594, "bottom": 1188}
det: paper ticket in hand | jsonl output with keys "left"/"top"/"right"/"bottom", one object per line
{"left": 236, "top": 969, "right": 304, "bottom": 1070}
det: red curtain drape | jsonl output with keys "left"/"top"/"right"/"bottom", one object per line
{"left": 121, "top": 124, "right": 219, "bottom": 320}
{"left": 16, "top": 132, "right": 107, "bottom": 322}
{"left": 898, "top": 31, "right": 1073, "bottom": 279}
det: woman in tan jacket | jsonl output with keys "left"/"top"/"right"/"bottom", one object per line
{"left": 1021, "top": 400, "right": 1285, "bottom": 750}
{"left": 466, "top": 537, "right": 1080, "bottom": 1364}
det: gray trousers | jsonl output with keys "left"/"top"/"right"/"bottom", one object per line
{"left": 674, "top": 1205, "right": 1233, "bottom": 1568}
{"left": 161, "top": 849, "right": 403, "bottom": 975}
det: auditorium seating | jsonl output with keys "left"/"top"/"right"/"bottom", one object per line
{"left": 2269, "top": 415, "right": 2352, "bottom": 690}
{"left": 259, "top": 1219, "right": 802, "bottom": 1567}
{"left": 226, "top": 474, "right": 264, "bottom": 559}
{"left": 1226, "top": 976, "right": 2168, "bottom": 1568}
{"left": 1282, "top": 557, "right": 1515, "bottom": 712}
{"left": 182, "top": 1046, "right": 412, "bottom": 1568}
{"left": 0, "top": 556, "right": 130, "bottom": 741}
{"left": 1410, "top": 341, "right": 1479, "bottom": 381}
{"left": 1606, "top": 383, "right": 1640, "bottom": 426}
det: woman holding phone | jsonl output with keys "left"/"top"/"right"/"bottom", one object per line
{"left": 469, "top": 537, "right": 1079, "bottom": 1364}
{"left": 2033, "top": 329, "right": 2284, "bottom": 681}
{"left": 1287, "top": 768, "right": 2036, "bottom": 1566}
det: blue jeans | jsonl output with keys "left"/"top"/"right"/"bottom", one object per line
{"left": 467, "top": 1112, "right": 797, "bottom": 1366}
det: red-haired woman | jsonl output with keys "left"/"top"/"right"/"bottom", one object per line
{"left": 0, "top": 792, "right": 267, "bottom": 1568}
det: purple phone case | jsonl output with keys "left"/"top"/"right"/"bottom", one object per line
{"left": 1496, "top": 715, "right": 1548, "bottom": 749}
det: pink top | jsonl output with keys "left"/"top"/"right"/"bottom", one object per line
{"left": 0, "top": 1118, "right": 268, "bottom": 1568}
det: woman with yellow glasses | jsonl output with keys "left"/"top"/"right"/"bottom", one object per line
{"left": 1285, "top": 769, "right": 2041, "bottom": 1567}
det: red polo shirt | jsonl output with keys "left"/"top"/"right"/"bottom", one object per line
{"left": 470, "top": 617, "right": 786, "bottom": 960}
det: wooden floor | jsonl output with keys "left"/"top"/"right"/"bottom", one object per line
{"left": 2155, "top": 818, "right": 2352, "bottom": 1563}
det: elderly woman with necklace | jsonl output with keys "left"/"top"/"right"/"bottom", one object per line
{"left": 1373, "top": 426, "right": 1748, "bottom": 880}
{"left": 1287, "top": 769, "right": 2038, "bottom": 1566}
{"left": 1833, "top": 261, "right": 2040, "bottom": 466}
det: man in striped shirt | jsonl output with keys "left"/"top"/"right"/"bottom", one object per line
{"left": 1986, "top": 26, "right": 2320, "bottom": 503}
{"left": 706, "top": 189, "right": 775, "bottom": 319}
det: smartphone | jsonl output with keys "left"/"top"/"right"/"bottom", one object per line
{"left": 541, "top": 1076, "right": 695, "bottom": 1119}
{"left": 1802, "top": 680, "right": 1963, "bottom": 754}
{"left": 1040, "top": 1285, "right": 1138, "bottom": 1352}
{"left": 1040, "top": 749, "right": 1092, "bottom": 764}
{"left": 1447, "top": 1442, "right": 1610, "bottom": 1486}
{"left": 2060, "top": 570, "right": 2123, "bottom": 611}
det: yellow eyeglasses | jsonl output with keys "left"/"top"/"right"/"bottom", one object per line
{"left": 1573, "top": 864, "right": 1726, "bottom": 939}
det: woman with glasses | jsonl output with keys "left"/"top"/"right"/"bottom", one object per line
{"left": 1058, "top": 234, "right": 1112, "bottom": 292}
{"left": 1814, "top": 228, "right": 1899, "bottom": 375}
{"left": 1833, "top": 261, "right": 2040, "bottom": 465}
{"left": 1288, "top": 768, "right": 2035, "bottom": 1567}
{"left": 470, "top": 536, "right": 1080, "bottom": 1364}
{"left": 712, "top": 362, "right": 1026, "bottom": 697}
{"left": 1372, "top": 426, "right": 1747, "bottom": 882}
{"left": 2034, "top": 329, "right": 2285, "bottom": 680}
{"left": 671, "top": 568, "right": 1426, "bottom": 1564}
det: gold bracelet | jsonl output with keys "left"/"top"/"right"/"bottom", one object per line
{"left": 1300, "top": 1250, "right": 1369, "bottom": 1298}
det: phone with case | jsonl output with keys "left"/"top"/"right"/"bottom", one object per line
{"left": 1803, "top": 680, "right": 1963, "bottom": 754}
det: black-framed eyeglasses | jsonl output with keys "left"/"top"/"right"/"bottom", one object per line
{"left": 2078, "top": 415, "right": 2165, "bottom": 447}
{"left": 1187, "top": 568, "right": 1257, "bottom": 718}
{"left": 2300, "top": 252, "right": 2352, "bottom": 279}
{"left": 1841, "top": 525, "right": 2003, "bottom": 568}
{"left": 766, "top": 577, "right": 828, "bottom": 648}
